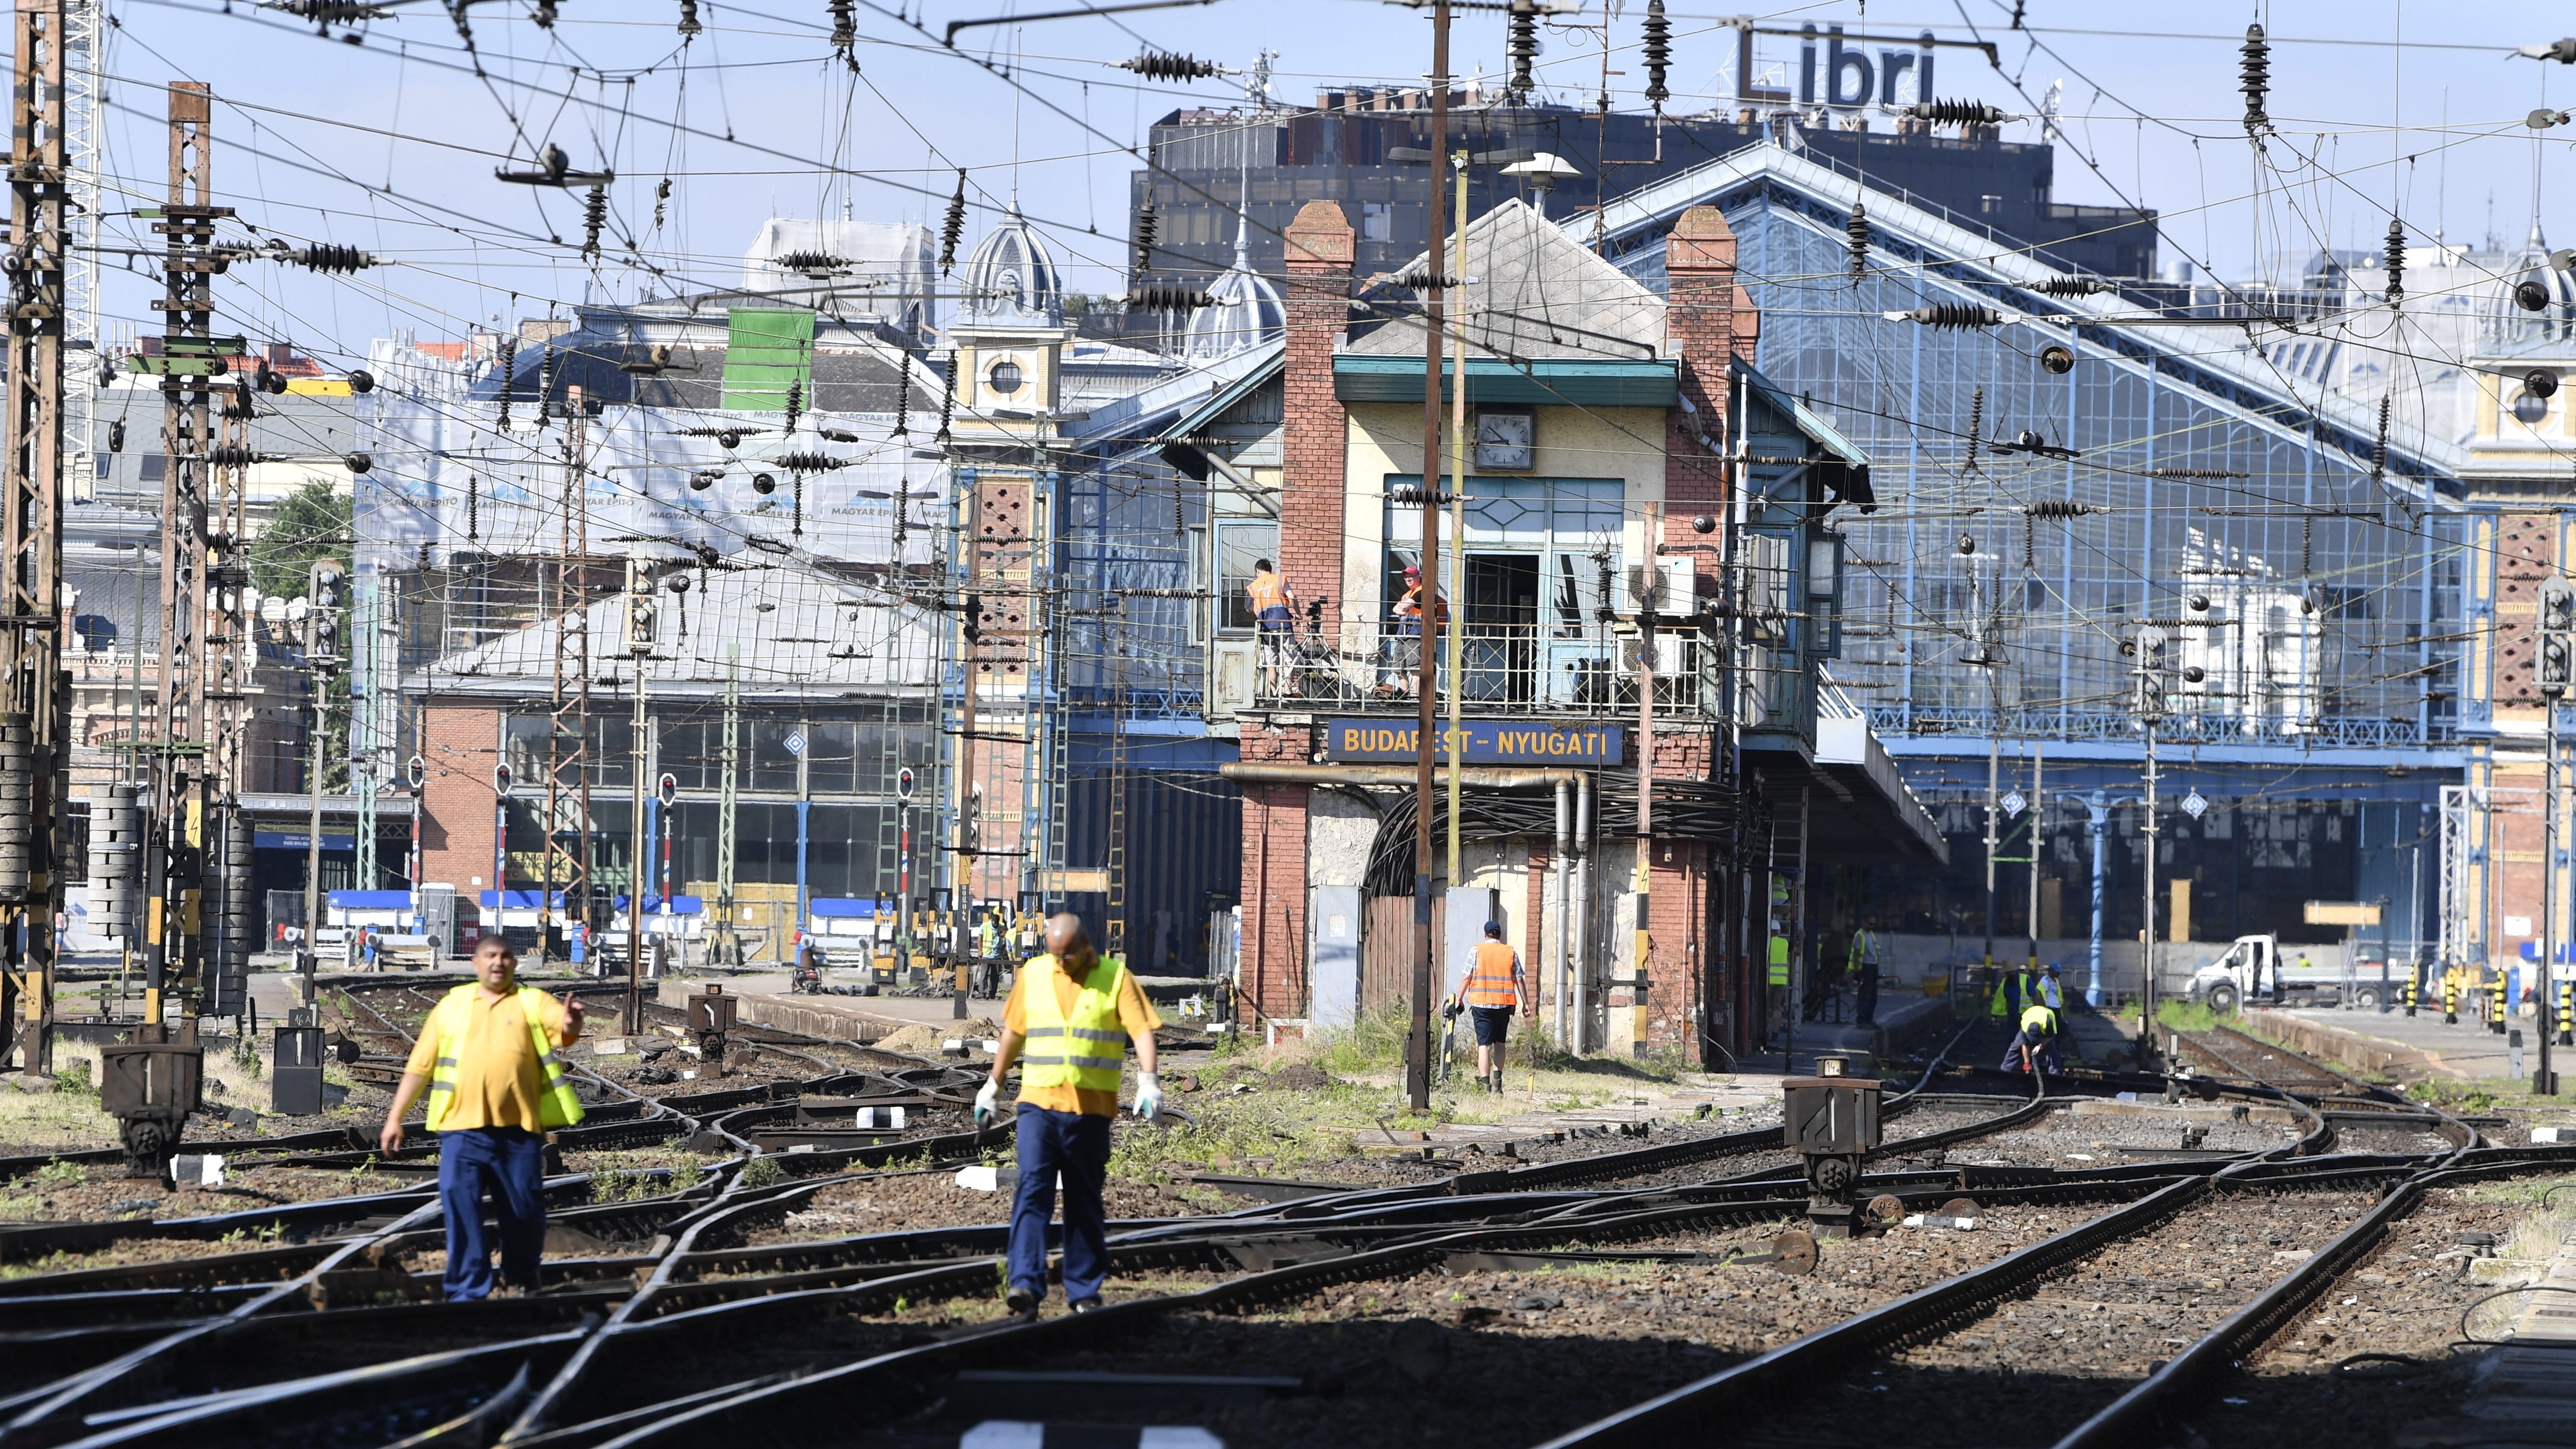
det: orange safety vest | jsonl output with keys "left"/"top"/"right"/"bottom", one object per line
{"left": 1463, "top": 940, "right": 1519, "bottom": 1008}
{"left": 1396, "top": 583, "right": 1447, "bottom": 623}
{"left": 1245, "top": 571, "right": 1289, "bottom": 612}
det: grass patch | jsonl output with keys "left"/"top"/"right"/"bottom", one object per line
{"left": 2153, "top": 999, "right": 2234, "bottom": 1033}
{"left": 736, "top": 1156, "right": 783, "bottom": 1191}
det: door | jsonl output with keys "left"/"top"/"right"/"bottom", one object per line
{"left": 1362, "top": 893, "right": 1446, "bottom": 1012}
{"left": 1310, "top": 887, "right": 1361, "bottom": 1028}
{"left": 1463, "top": 554, "right": 1538, "bottom": 704}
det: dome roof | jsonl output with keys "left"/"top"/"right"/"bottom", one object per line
{"left": 1183, "top": 219, "right": 1285, "bottom": 361}
{"left": 958, "top": 209, "right": 1062, "bottom": 331}
{"left": 2482, "top": 219, "right": 2576, "bottom": 349}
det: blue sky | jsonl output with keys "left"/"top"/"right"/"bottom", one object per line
{"left": 75, "top": 0, "right": 2576, "bottom": 366}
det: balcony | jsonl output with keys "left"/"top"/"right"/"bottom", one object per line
{"left": 1241, "top": 618, "right": 1723, "bottom": 718}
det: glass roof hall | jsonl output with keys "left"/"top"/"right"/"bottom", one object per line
{"left": 1603, "top": 165, "right": 2464, "bottom": 757}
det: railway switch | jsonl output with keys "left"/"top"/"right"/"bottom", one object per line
{"left": 99, "top": 1030, "right": 205, "bottom": 1178}
{"left": 688, "top": 984, "right": 738, "bottom": 1072}
{"left": 1783, "top": 1055, "right": 1881, "bottom": 1238}
{"left": 273, "top": 1022, "right": 328, "bottom": 1116}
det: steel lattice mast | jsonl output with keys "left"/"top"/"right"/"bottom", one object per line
{"left": 2, "top": 0, "right": 69, "bottom": 1073}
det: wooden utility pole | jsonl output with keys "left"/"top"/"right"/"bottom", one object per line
{"left": 1407, "top": 0, "right": 1451, "bottom": 1112}
{"left": 2, "top": 0, "right": 68, "bottom": 1072}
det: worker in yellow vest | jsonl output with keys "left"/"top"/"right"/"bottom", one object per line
{"left": 978, "top": 914, "right": 1163, "bottom": 1316}
{"left": 1451, "top": 920, "right": 1531, "bottom": 1094}
{"left": 380, "top": 936, "right": 586, "bottom": 1301}
{"left": 2002, "top": 1000, "right": 2061, "bottom": 1076}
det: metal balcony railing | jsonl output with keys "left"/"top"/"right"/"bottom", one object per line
{"left": 1869, "top": 706, "right": 2443, "bottom": 751}
{"left": 1247, "top": 618, "right": 1722, "bottom": 717}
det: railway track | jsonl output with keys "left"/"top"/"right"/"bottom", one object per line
{"left": 0, "top": 1007, "right": 2537, "bottom": 1448}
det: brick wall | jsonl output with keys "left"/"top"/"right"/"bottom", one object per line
{"left": 2494, "top": 512, "right": 2555, "bottom": 705}
{"left": 420, "top": 702, "right": 501, "bottom": 913}
{"left": 1281, "top": 202, "right": 1354, "bottom": 620}
{"left": 1236, "top": 720, "right": 1316, "bottom": 1019}
{"left": 1643, "top": 840, "right": 1706, "bottom": 1053}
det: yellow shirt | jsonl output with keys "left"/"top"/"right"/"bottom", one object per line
{"left": 404, "top": 983, "right": 579, "bottom": 1133}
{"left": 1001, "top": 954, "right": 1163, "bottom": 1117}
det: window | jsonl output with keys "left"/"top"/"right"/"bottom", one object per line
{"left": 1215, "top": 520, "right": 1279, "bottom": 632}
{"left": 989, "top": 359, "right": 1023, "bottom": 396}
{"left": 1360, "top": 202, "right": 1394, "bottom": 243}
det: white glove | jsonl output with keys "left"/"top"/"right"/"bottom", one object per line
{"left": 1133, "top": 1071, "right": 1164, "bottom": 1123}
{"left": 973, "top": 1079, "right": 1000, "bottom": 1126}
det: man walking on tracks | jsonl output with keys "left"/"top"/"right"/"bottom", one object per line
{"left": 379, "top": 936, "right": 586, "bottom": 1301}
{"left": 977, "top": 914, "right": 1163, "bottom": 1316}
{"left": 1452, "top": 920, "right": 1531, "bottom": 1094}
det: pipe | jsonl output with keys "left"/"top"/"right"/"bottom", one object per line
{"left": 1554, "top": 779, "right": 1571, "bottom": 1049}
{"left": 1219, "top": 763, "right": 1593, "bottom": 789}
{"left": 1574, "top": 770, "right": 1592, "bottom": 1053}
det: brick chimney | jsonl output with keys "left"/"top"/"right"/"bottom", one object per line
{"left": 1663, "top": 205, "right": 1738, "bottom": 599}
{"left": 1280, "top": 200, "right": 1354, "bottom": 609}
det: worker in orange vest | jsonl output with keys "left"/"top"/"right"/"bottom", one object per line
{"left": 1245, "top": 558, "right": 1296, "bottom": 696}
{"left": 1451, "top": 919, "right": 1531, "bottom": 1094}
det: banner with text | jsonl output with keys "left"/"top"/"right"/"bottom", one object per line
{"left": 1323, "top": 719, "right": 1626, "bottom": 767}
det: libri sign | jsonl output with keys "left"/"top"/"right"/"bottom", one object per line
{"left": 1324, "top": 719, "right": 1626, "bottom": 767}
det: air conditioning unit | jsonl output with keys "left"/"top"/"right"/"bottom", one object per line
{"left": 1619, "top": 557, "right": 1695, "bottom": 616}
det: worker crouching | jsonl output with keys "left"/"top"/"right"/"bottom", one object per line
{"left": 2000, "top": 1000, "right": 2061, "bottom": 1076}
{"left": 977, "top": 914, "right": 1163, "bottom": 1315}
{"left": 380, "top": 936, "right": 586, "bottom": 1301}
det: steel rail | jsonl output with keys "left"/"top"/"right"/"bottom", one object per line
{"left": 571, "top": 1171, "right": 2269, "bottom": 1449}
{"left": 2056, "top": 1142, "right": 2576, "bottom": 1449}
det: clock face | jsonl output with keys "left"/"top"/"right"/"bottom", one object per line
{"left": 1475, "top": 411, "right": 1534, "bottom": 470}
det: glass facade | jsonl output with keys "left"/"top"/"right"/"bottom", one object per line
{"left": 1618, "top": 186, "right": 2464, "bottom": 754}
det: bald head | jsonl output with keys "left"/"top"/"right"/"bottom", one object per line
{"left": 1043, "top": 913, "right": 1092, "bottom": 967}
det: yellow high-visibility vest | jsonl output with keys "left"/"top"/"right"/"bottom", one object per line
{"left": 2019, "top": 1003, "right": 2059, "bottom": 1036}
{"left": 424, "top": 984, "right": 585, "bottom": 1132}
{"left": 1017, "top": 954, "right": 1131, "bottom": 1095}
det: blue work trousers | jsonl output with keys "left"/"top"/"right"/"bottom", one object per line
{"left": 1007, "top": 1103, "right": 1111, "bottom": 1305}
{"left": 2000, "top": 1032, "right": 2062, "bottom": 1076}
{"left": 438, "top": 1125, "right": 547, "bottom": 1300}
